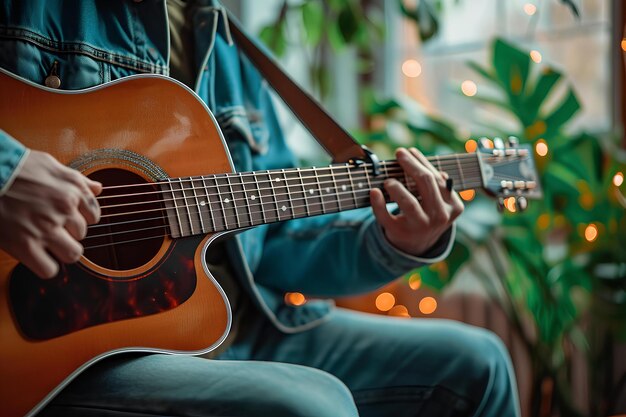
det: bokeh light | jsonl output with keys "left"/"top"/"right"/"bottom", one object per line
{"left": 375, "top": 292, "right": 396, "bottom": 312}
{"left": 523, "top": 3, "right": 537, "bottom": 15}
{"left": 402, "top": 59, "right": 422, "bottom": 78}
{"left": 461, "top": 80, "right": 477, "bottom": 97}
{"left": 388, "top": 305, "right": 410, "bottom": 318}
{"left": 584, "top": 224, "right": 598, "bottom": 242}
{"left": 530, "top": 50, "right": 542, "bottom": 63}
{"left": 535, "top": 139, "right": 548, "bottom": 157}
{"left": 419, "top": 297, "right": 438, "bottom": 315}
{"left": 459, "top": 190, "right": 475, "bottom": 201}
{"left": 285, "top": 292, "right": 306, "bottom": 306}
{"left": 408, "top": 273, "right": 422, "bottom": 290}
{"left": 465, "top": 139, "right": 478, "bottom": 153}
{"left": 614, "top": 172, "right": 624, "bottom": 187}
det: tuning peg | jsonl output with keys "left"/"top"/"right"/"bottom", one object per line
{"left": 516, "top": 196, "right": 528, "bottom": 211}
{"left": 479, "top": 137, "right": 492, "bottom": 149}
{"left": 494, "top": 137, "right": 505, "bottom": 149}
{"left": 507, "top": 136, "right": 519, "bottom": 147}
{"left": 497, "top": 197, "right": 505, "bottom": 212}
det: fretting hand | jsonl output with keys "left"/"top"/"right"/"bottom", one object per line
{"left": 0, "top": 150, "right": 102, "bottom": 278}
{"left": 370, "top": 147, "right": 464, "bottom": 257}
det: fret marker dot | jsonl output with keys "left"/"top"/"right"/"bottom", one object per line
{"left": 281, "top": 205, "right": 287, "bottom": 212}
{"left": 224, "top": 198, "right": 229, "bottom": 203}
{"left": 341, "top": 185, "right": 347, "bottom": 191}
{"left": 326, "top": 187, "right": 331, "bottom": 193}
{"left": 309, "top": 189, "right": 315, "bottom": 194}
{"left": 250, "top": 195, "right": 256, "bottom": 200}
{"left": 200, "top": 201, "right": 206, "bottom": 206}
{"left": 358, "top": 182, "right": 363, "bottom": 188}
{"left": 275, "top": 177, "right": 281, "bottom": 182}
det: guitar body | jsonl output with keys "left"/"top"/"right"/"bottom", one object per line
{"left": 0, "top": 70, "right": 232, "bottom": 416}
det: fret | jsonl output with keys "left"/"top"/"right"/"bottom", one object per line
{"left": 455, "top": 155, "right": 466, "bottom": 189}
{"left": 203, "top": 175, "right": 223, "bottom": 232}
{"left": 266, "top": 170, "right": 283, "bottom": 220}
{"left": 229, "top": 173, "right": 253, "bottom": 228}
{"left": 297, "top": 168, "right": 311, "bottom": 217}
{"left": 279, "top": 169, "right": 295, "bottom": 220}
{"left": 181, "top": 178, "right": 198, "bottom": 235}
{"left": 313, "top": 168, "right": 328, "bottom": 214}
{"left": 315, "top": 167, "right": 341, "bottom": 213}
{"left": 351, "top": 166, "right": 370, "bottom": 207}
{"left": 346, "top": 166, "right": 359, "bottom": 208}
{"left": 191, "top": 177, "right": 207, "bottom": 233}
{"left": 214, "top": 175, "right": 234, "bottom": 231}
{"left": 162, "top": 179, "right": 182, "bottom": 238}
{"left": 302, "top": 167, "right": 325, "bottom": 216}
{"left": 244, "top": 172, "right": 265, "bottom": 226}
{"left": 329, "top": 167, "right": 343, "bottom": 212}
{"left": 225, "top": 174, "right": 242, "bottom": 229}
{"left": 173, "top": 178, "right": 193, "bottom": 236}
{"left": 257, "top": 171, "right": 279, "bottom": 222}
{"left": 337, "top": 166, "right": 356, "bottom": 210}
{"left": 284, "top": 168, "right": 307, "bottom": 218}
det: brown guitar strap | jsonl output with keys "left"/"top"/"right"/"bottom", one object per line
{"left": 227, "top": 12, "right": 377, "bottom": 167}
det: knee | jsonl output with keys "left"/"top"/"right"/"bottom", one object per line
{"left": 253, "top": 367, "right": 358, "bottom": 417}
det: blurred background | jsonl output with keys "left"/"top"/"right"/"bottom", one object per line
{"left": 224, "top": 1, "right": 626, "bottom": 416}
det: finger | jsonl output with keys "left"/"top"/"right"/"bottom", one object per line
{"left": 384, "top": 178, "right": 427, "bottom": 224}
{"left": 78, "top": 193, "right": 101, "bottom": 225}
{"left": 86, "top": 177, "right": 103, "bottom": 196}
{"left": 408, "top": 148, "right": 446, "bottom": 188}
{"left": 22, "top": 241, "right": 59, "bottom": 279}
{"left": 369, "top": 188, "right": 395, "bottom": 231}
{"left": 396, "top": 148, "right": 447, "bottom": 211}
{"left": 46, "top": 227, "right": 84, "bottom": 264}
{"left": 65, "top": 210, "right": 88, "bottom": 241}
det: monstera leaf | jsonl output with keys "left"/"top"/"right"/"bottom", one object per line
{"left": 468, "top": 38, "right": 581, "bottom": 142}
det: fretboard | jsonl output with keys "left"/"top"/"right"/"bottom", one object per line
{"left": 162, "top": 153, "right": 481, "bottom": 238}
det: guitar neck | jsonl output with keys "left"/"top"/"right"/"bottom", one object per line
{"left": 163, "top": 153, "right": 481, "bottom": 238}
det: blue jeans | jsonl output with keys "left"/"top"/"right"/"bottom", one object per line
{"left": 41, "top": 309, "right": 520, "bottom": 416}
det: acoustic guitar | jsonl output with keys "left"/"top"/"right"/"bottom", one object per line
{"left": 0, "top": 68, "right": 541, "bottom": 416}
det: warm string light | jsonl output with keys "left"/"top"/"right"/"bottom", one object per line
{"left": 461, "top": 80, "right": 477, "bottom": 97}
{"left": 459, "top": 190, "right": 475, "bottom": 201}
{"left": 614, "top": 172, "right": 624, "bottom": 187}
{"left": 284, "top": 292, "right": 306, "bottom": 306}
{"left": 402, "top": 59, "right": 422, "bottom": 78}
{"left": 523, "top": 3, "right": 537, "bottom": 15}
{"left": 621, "top": 39, "right": 626, "bottom": 52}
{"left": 535, "top": 139, "right": 548, "bottom": 157}
{"left": 465, "top": 139, "right": 478, "bottom": 153}
{"left": 530, "top": 50, "right": 542, "bottom": 63}
{"left": 584, "top": 224, "right": 598, "bottom": 242}
{"left": 388, "top": 305, "right": 410, "bottom": 318}
{"left": 375, "top": 292, "right": 395, "bottom": 312}
{"left": 419, "top": 297, "right": 437, "bottom": 315}
{"left": 408, "top": 273, "right": 422, "bottom": 290}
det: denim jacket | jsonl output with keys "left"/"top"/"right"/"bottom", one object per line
{"left": 0, "top": 0, "right": 454, "bottom": 332}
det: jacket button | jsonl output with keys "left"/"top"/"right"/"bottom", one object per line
{"left": 44, "top": 75, "right": 61, "bottom": 89}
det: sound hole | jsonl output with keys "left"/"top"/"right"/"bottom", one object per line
{"left": 84, "top": 169, "right": 166, "bottom": 271}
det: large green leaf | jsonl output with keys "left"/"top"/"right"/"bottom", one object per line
{"left": 492, "top": 39, "right": 531, "bottom": 104}
{"left": 301, "top": 2, "right": 324, "bottom": 45}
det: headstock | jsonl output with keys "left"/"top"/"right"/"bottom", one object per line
{"left": 476, "top": 136, "right": 542, "bottom": 212}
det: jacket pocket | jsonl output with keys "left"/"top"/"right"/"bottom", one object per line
{"left": 0, "top": 35, "right": 106, "bottom": 90}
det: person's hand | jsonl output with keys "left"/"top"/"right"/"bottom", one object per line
{"left": 0, "top": 150, "right": 102, "bottom": 278}
{"left": 370, "top": 147, "right": 464, "bottom": 257}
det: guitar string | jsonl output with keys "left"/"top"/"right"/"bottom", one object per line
{"left": 82, "top": 177, "right": 484, "bottom": 244}
{"left": 84, "top": 176, "right": 485, "bottom": 237}
{"left": 86, "top": 174, "right": 484, "bottom": 238}
{"left": 95, "top": 164, "right": 482, "bottom": 213}
{"left": 87, "top": 167, "right": 481, "bottom": 229}
{"left": 95, "top": 154, "right": 481, "bottom": 193}
{"left": 82, "top": 180, "right": 485, "bottom": 250}
{"left": 96, "top": 160, "right": 481, "bottom": 207}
